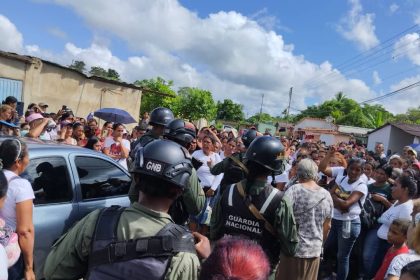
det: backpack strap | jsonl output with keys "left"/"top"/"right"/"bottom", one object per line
{"left": 259, "top": 188, "right": 279, "bottom": 215}
{"left": 228, "top": 155, "right": 249, "bottom": 175}
{"left": 236, "top": 182, "right": 277, "bottom": 237}
{"left": 89, "top": 206, "right": 126, "bottom": 267}
{"left": 89, "top": 217, "right": 196, "bottom": 267}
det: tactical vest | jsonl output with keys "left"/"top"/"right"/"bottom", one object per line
{"left": 87, "top": 206, "right": 196, "bottom": 280}
{"left": 220, "top": 183, "right": 282, "bottom": 264}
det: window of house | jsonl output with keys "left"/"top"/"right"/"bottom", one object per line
{"left": 74, "top": 156, "right": 131, "bottom": 199}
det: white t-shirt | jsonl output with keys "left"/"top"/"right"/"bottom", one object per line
{"left": 332, "top": 172, "right": 368, "bottom": 220}
{"left": 0, "top": 170, "right": 35, "bottom": 230}
{"left": 377, "top": 200, "right": 413, "bottom": 240}
{"left": 331, "top": 166, "right": 369, "bottom": 185}
{"left": 192, "top": 150, "right": 223, "bottom": 190}
{"left": 0, "top": 244, "right": 7, "bottom": 280}
{"left": 104, "top": 137, "right": 131, "bottom": 170}
{"left": 386, "top": 250, "right": 420, "bottom": 277}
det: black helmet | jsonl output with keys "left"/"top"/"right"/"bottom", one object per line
{"left": 149, "top": 107, "right": 174, "bottom": 127}
{"left": 132, "top": 140, "right": 192, "bottom": 189}
{"left": 164, "top": 119, "right": 196, "bottom": 147}
{"left": 241, "top": 129, "right": 258, "bottom": 148}
{"left": 245, "top": 136, "right": 285, "bottom": 172}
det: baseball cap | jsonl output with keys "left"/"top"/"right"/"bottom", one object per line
{"left": 25, "top": 113, "right": 44, "bottom": 123}
{"left": 38, "top": 102, "right": 48, "bottom": 108}
{"left": 407, "top": 147, "right": 418, "bottom": 157}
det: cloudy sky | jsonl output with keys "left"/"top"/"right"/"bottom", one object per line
{"left": 1, "top": 0, "right": 419, "bottom": 117}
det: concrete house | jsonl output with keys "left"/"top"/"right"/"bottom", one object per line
{"left": 367, "top": 122, "right": 420, "bottom": 154}
{"left": 0, "top": 50, "right": 144, "bottom": 127}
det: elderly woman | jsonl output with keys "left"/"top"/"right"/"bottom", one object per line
{"left": 277, "top": 158, "right": 333, "bottom": 280}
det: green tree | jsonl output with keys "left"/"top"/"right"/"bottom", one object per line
{"left": 391, "top": 107, "right": 420, "bottom": 124}
{"left": 107, "top": 68, "right": 120, "bottom": 81}
{"left": 89, "top": 66, "right": 108, "bottom": 77}
{"left": 247, "top": 113, "right": 273, "bottom": 124}
{"left": 134, "top": 77, "right": 179, "bottom": 114}
{"left": 293, "top": 92, "right": 394, "bottom": 128}
{"left": 216, "top": 99, "right": 244, "bottom": 122}
{"left": 69, "top": 60, "right": 86, "bottom": 73}
{"left": 177, "top": 87, "right": 217, "bottom": 121}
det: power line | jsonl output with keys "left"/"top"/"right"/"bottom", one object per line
{"left": 305, "top": 37, "right": 420, "bottom": 91}
{"left": 360, "top": 80, "right": 420, "bottom": 104}
{"left": 302, "top": 24, "right": 419, "bottom": 91}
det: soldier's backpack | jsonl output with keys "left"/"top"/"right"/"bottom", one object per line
{"left": 87, "top": 206, "right": 196, "bottom": 280}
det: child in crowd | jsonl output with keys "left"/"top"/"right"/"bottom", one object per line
{"left": 374, "top": 219, "right": 410, "bottom": 280}
{"left": 385, "top": 213, "right": 420, "bottom": 279}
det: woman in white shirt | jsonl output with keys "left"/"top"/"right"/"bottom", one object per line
{"left": 365, "top": 175, "right": 417, "bottom": 278}
{"left": 0, "top": 139, "right": 35, "bottom": 280}
{"left": 323, "top": 158, "right": 368, "bottom": 280}
{"left": 191, "top": 135, "right": 223, "bottom": 235}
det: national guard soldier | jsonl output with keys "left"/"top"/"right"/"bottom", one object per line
{"left": 210, "top": 128, "right": 259, "bottom": 195}
{"left": 128, "top": 118, "right": 205, "bottom": 224}
{"left": 210, "top": 136, "right": 298, "bottom": 271}
{"left": 44, "top": 140, "right": 202, "bottom": 280}
{"left": 129, "top": 107, "right": 174, "bottom": 159}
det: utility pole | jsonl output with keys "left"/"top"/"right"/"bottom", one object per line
{"left": 259, "top": 93, "right": 264, "bottom": 122}
{"left": 286, "top": 87, "right": 293, "bottom": 119}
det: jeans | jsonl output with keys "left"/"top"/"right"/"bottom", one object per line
{"left": 362, "top": 228, "right": 391, "bottom": 279}
{"left": 324, "top": 218, "right": 361, "bottom": 280}
{"left": 8, "top": 254, "right": 24, "bottom": 280}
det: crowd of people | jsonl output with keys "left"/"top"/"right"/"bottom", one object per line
{"left": 0, "top": 100, "right": 420, "bottom": 280}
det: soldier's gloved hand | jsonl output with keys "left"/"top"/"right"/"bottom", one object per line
{"left": 192, "top": 232, "right": 211, "bottom": 259}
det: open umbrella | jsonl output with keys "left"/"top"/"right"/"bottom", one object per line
{"left": 94, "top": 108, "right": 136, "bottom": 124}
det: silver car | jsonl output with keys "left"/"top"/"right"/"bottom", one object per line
{"left": 4, "top": 138, "right": 131, "bottom": 278}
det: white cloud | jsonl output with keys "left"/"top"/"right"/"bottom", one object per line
{"left": 0, "top": 14, "right": 23, "bottom": 52}
{"left": 47, "top": 27, "right": 68, "bottom": 40}
{"left": 1, "top": 2, "right": 377, "bottom": 116}
{"left": 415, "top": 11, "right": 420, "bottom": 25}
{"left": 393, "top": 33, "right": 420, "bottom": 65}
{"left": 389, "top": 3, "right": 399, "bottom": 14}
{"left": 372, "top": 71, "right": 382, "bottom": 85}
{"left": 382, "top": 75, "right": 420, "bottom": 114}
{"left": 337, "top": 0, "right": 379, "bottom": 51}
{"left": 250, "top": 8, "right": 292, "bottom": 33}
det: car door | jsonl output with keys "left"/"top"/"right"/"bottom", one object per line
{"left": 24, "top": 155, "right": 78, "bottom": 277}
{"left": 70, "top": 154, "right": 131, "bottom": 219}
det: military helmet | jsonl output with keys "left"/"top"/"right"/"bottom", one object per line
{"left": 241, "top": 129, "right": 258, "bottom": 148}
{"left": 164, "top": 119, "right": 196, "bottom": 147}
{"left": 245, "top": 136, "right": 285, "bottom": 172}
{"left": 149, "top": 107, "right": 174, "bottom": 127}
{"left": 132, "top": 139, "right": 192, "bottom": 189}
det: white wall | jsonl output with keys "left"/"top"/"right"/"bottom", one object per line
{"left": 295, "top": 119, "right": 335, "bottom": 130}
{"left": 367, "top": 125, "right": 391, "bottom": 151}
{"left": 320, "top": 134, "right": 335, "bottom": 146}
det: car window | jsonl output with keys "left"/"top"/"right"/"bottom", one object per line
{"left": 24, "top": 157, "right": 73, "bottom": 205}
{"left": 74, "top": 156, "right": 131, "bottom": 200}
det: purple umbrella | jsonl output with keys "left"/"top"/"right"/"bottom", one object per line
{"left": 94, "top": 108, "right": 136, "bottom": 124}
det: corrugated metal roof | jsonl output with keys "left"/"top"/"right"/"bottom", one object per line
{"left": 391, "top": 123, "right": 420, "bottom": 137}
{"left": 368, "top": 122, "right": 420, "bottom": 137}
